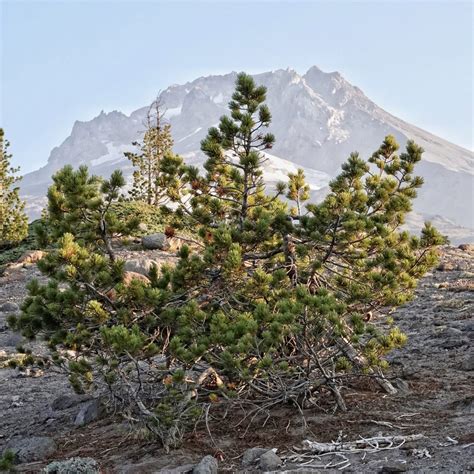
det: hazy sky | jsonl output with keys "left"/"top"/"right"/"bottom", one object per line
{"left": 1, "top": 0, "right": 473, "bottom": 173}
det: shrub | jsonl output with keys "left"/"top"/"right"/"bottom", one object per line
{"left": 34, "top": 166, "right": 138, "bottom": 259}
{"left": 12, "top": 73, "right": 445, "bottom": 450}
{"left": 0, "top": 450, "right": 15, "bottom": 471}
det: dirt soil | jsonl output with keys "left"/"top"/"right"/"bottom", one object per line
{"left": 0, "top": 245, "right": 472, "bottom": 473}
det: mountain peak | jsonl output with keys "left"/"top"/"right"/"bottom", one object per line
{"left": 20, "top": 66, "right": 474, "bottom": 237}
{"left": 305, "top": 65, "right": 341, "bottom": 77}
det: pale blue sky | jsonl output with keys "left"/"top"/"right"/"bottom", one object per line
{"left": 1, "top": 0, "right": 473, "bottom": 173}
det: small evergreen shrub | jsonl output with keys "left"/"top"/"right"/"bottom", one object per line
{"left": 34, "top": 166, "right": 138, "bottom": 259}
{"left": 109, "top": 201, "right": 186, "bottom": 236}
{"left": 0, "top": 450, "right": 15, "bottom": 471}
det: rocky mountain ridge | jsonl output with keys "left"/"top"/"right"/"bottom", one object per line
{"left": 20, "top": 66, "right": 474, "bottom": 240}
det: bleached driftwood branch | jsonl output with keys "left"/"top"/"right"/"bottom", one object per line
{"left": 298, "top": 434, "right": 424, "bottom": 454}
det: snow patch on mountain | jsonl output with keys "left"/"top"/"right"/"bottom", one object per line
{"left": 91, "top": 142, "right": 134, "bottom": 167}
{"left": 260, "top": 152, "right": 330, "bottom": 190}
{"left": 178, "top": 127, "right": 203, "bottom": 143}
{"left": 212, "top": 93, "right": 224, "bottom": 104}
{"left": 164, "top": 106, "right": 182, "bottom": 119}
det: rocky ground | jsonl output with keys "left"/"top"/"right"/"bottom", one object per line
{"left": 0, "top": 244, "right": 472, "bottom": 473}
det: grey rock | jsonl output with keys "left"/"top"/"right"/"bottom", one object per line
{"left": 43, "top": 457, "right": 100, "bottom": 473}
{"left": 460, "top": 354, "right": 474, "bottom": 371}
{"left": 192, "top": 455, "right": 218, "bottom": 474}
{"left": 379, "top": 463, "right": 407, "bottom": 473}
{"left": 445, "top": 327, "right": 463, "bottom": 337}
{"left": 52, "top": 394, "right": 89, "bottom": 411}
{"left": 74, "top": 399, "right": 102, "bottom": 426}
{"left": 2, "top": 332, "right": 23, "bottom": 347}
{"left": 142, "top": 233, "right": 169, "bottom": 250}
{"left": 242, "top": 447, "right": 269, "bottom": 467}
{"left": 440, "top": 337, "right": 469, "bottom": 349}
{"left": 461, "top": 321, "right": 474, "bottom": 335}
{"left": 0, "top": 301, "right": 20, "bottom": 313}
{"left": 6, "top": 436, "right": 57, "bottom": 463}
{"left": 259, "top": 450, "right": 282, "bottom": 471}
{"left": 124, "top": 258, "right": 160, "bottom": 276}
{"left": 117, "top": 458, "right": 193, "bottom": 473}
{"left": 155, "top": 464, "right": 195, "bottom": 474}
{"left": 451, "top": 396, "right": 474, "bottom": 414}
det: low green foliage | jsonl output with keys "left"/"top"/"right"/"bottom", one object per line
{"left": 109, "top": 201, "right": 189, "bottom": 236}
{"left": 0, "top": 450, "right": 15, "bottom": 472}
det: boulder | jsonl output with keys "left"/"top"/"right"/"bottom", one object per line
{"left": 142, "top": 233, "right": 169, "bottom": 250}
{"left": 241, "top": 447, "right": 269, "bottom": 467}
{"left": 460, "top": 354, "right": 474, "bottom": 371}
{"left": 74, "top": 399, "right": 102, "bottom": 427}
{"left": 124, "top": 258, "right": 160, "bottom": 277}
{"left": 18, "top": 250, "right": 46, "bottom": 265}
{"left": 458, "top": 244, "right": 474, "bottom": 252}
{"left": 259, "top": 450, "right": 282, "bottom": 471}
{"left": 119, "top": 460, "right": 194, "bottom": 473}
{"left": 192, "top": 455, "right": 218, "bottom": 474}
{"left": 51, "top": 394, "right": 89, "bottom": 411}
{"left": 0, "top": 301, "right": 20, "bottom": 313}
{"left": 392, "top": 378, "right": 410, "bottom": 395}
{"left": 440, "top": 337, "right": 469, "bottom": 349}
{"left": 6, "top": 436, "right": 57, "bottom": 463}
{"left": 123, "top": 271, "right": 151, "bottom": 286}
{"left": 379, "top": 462, "right": 407, "bottom": 473}
{"left": 2, "top": 332, "right": 23, "bottom": 348}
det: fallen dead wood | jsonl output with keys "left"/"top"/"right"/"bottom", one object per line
{"left": 346, "top": 418, "right": 409, "bottom": 430}
{"left": 297, "top": 434, "right": 424, "bottom": 454}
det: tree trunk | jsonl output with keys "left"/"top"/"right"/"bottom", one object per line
{"left": 338, "top": 336, "right": 397, "bottom": 395}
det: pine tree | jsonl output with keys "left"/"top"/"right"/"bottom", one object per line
{"left": 191, "top": 72, "right": 284, "bottom": 232}
{"left": 161, "top": 76, "right": 445, "bottom": 407}
{"left": 12, "top": 73, "right": 445, "bottom": 448}
{"left": 287, "top": 168, "right": 310, "bottom": 217}
{"left": 0, "top": 129, "right": 28, "bottom": 247}
{"left": 125, "top": 99, "right": 183, "bottom": 206}
{"left": 36, "top": 165, "right": 138, "bottom": 260}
